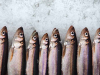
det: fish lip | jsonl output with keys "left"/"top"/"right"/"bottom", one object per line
{"left": 81, "top": 38, "right": 89, "bottom": 41}
{"left": 51, "top": 38, "right": 58, "bottom": 42}
{"left": 29, "top": 39, "right": 36, "bottom": 44}
{"left": 0, "top": 35, "right": 5, "bottom": 39}
{"left": 15, "top": 37, "right": 24, "bottom": 41}
{"left": 94, "top": 36, "right": 100, "bottom": 40}
{"left": 42, "top": 40, "right": 49, "bottom": 45}
{"left": 66, "top": 36, "right": 75, "bottom": 40}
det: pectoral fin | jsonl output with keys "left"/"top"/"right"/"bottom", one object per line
{"left": 39, "top": 47, "right": 42, "bottom": 58}
{"left": 10, "top": 47, "right": 14, "bottom": 62}
{"left": 92, "top": 42, "right": 95, "bottom": 53}
{"left": 62, "top": 45, "right": 66, "bottom": 58}
{"left": 78, "top": 43, "right": 81, "bottom": 57}
{"left": 26, "top": 49, "right": 29, "bottom": 61}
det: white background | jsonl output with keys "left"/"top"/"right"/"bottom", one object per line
{"left": 0, "top": 0, "right": 100, "bottom": 47}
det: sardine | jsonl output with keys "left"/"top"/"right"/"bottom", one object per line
{"left": 48, "top": 28, "right": 62, "bottom": 75}
{"left": 26, "top": 30, "right": 39, "bottom": 75}
{"left": 8, "top": 27, "right": 26, "bottom": 75}
{"left": 62, "top": 26, "right": 77, "bottom": 75}
{"left": 39, "top": 33, "right": 49, "bottom": 75}
{"left": 77, "top": 27, "right": 92, "bottom": 75}
{"left": 92, "top": 28, "right": 100, "bottom": 75}
{"left": 0, "top": 26, "right": 8, "bottom": 75}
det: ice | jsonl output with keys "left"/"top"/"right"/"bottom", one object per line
{"left": 0, "top": 0, "right": 100, "bottom": 48}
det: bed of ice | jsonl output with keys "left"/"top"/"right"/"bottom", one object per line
{"left": 0, "top": 0, "right": 100, "bottom": 47}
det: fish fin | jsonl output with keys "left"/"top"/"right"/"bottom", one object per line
{"left": 77, "top": 43, "right": 81, "bottom": 74}
{"left": 39, "top": 47, "right": 42, "bottom": 58}
{"left": 77, "top": 43, "right": 81, "bottom": 57}
{"left": 10, "top": 47, "right": 14, "bottom": 62}
{"left": 62, "top": 45, "right": 66, "bottom": 58}
{"left": 26, "top": 49, "right": 29, "bottom": 61}
{"left": 92, "top": 41, "right": 95, "bottom": 53}
{"left": 92, "top": 41, "right": 95, "bottom": 72}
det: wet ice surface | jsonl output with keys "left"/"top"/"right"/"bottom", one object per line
{"left": 0, "top": 0, "right": 100, "bottom": 47}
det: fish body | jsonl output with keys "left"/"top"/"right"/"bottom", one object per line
{"left": 48, "top": 28, "right": 62, "bottom": 75}
{"left": 0, "top": 26, "right": 8, "bottom": 75}
{"left": 92, "top": 28, "right": 100, "bottom": 75}
{"left": 62, "top": 26, "right": 77, "bottom": 75}
{"left": 8, "top": 27, "right": 26, "bottom": 75}
{"left": 26, "top": 30, "right": 39, "bottom": 75}
{"left": 77, "top": 28, "right": 92, "bottom": 75}
{"left": 39, "top": 33, "right": 49, "bottom": 75}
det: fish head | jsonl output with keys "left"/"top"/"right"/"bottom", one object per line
{"left": 51, "top": 28, "right": 61, "bottom": 42}
{"left": 94, "top": 28, "right": 100, "bottom": 40}
{"left": 80, "top": 27, "right": 90, "bottom": 43}
{"left": 0, "top": 26, "right": 8, "bottom": 43}
{"left": 0, "top": 26, "right": 7, "bottom": 38}
{"left": 29, "top": 30, "right": 38, "bottom": 44}
{"left": 65, "top": 26, "right": 76, "bottom": 44}
{"left": 41, "top": 33, "right": 49, "bottom": 45}
{"left": 14, "top": 27, "right": 24, "bottom": 42}
{"left": 12, "top": 27, "right": 24, "bottom": 48}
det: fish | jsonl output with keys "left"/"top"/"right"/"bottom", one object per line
{"left": 92, "top": 28, "right": 100, "bottom": 75}
{"left": 61, "top": 26, "right": 77, "bottom": 75}
{"left": 7, "top": 27, "right": 26, "bottom": 75}
{"left": 26, "top": 30, "right": 39, "bottom": 75}
{"left": 0, "top": 26, "right": 8, "bottom": 75}
{"left": 39, "top": 33, "right": 49, "bottom": 75}
{"left": 77, "top": 27, "right": 92, "bottom": 75}
{"left": 48, "top": 28, "right": 62, "bottom": 75}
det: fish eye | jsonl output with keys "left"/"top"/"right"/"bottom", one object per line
{"left": 99, "top": 32, "right": 100, "bottom": 35}
{"left": 54, "top": 34, "right": 57, "bottom": 38}
{"left": 71, "top": 31, "right": 74, "bottom": 36}
{"left": 2, "top": 31, "right": 5, "bottom": 35}
{"left": 33, "top": 36, "right": 37, "bottom": 40}
{"left": 85, "top": 32, "right": 88, "bottom": 36}
{"left": 45, "top": 38, "right": 48, "bottom": 41}
{"left": 19, "top": 33, "right": 23, "bottom": 37}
